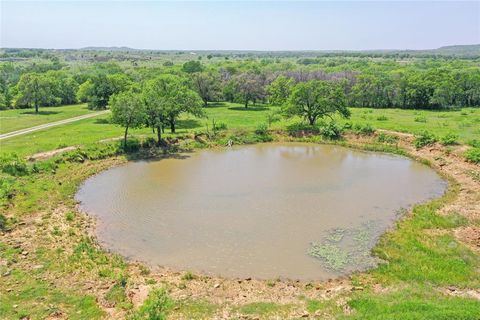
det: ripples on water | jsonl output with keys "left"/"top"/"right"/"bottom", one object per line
{"left": 76, "top": 143, "right": 447, "bottom": 280}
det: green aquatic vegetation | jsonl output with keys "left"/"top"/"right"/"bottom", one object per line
{"left": 309, "top": 242, "right": 351, "bottom": 271}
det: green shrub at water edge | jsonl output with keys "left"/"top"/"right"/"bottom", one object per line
{"left": 377, "top": 133, "right": 399, "bottom": 144}
{"left": 319, "top": 122, "right": 343, "bottom": 139}
{"left": 440, "top": 133, "right": 459, "bottom": 146}
{"left": 414, "top": 131, "right": 437, "bottom": 149}
{"left": 353, "top": 123, "right": 376, "bottom": 136}
{"left": 129, "top": 288, "right": 172, "bottom": 320}
{"left": 468, "top": 139, "right": 480, "bottom": 148}
{"left": 464, "top": 148, "right": 480, "bottom": 164}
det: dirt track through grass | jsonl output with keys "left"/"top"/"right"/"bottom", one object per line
{"left": 0, "top": 110, "right": 109, "bottom": 140}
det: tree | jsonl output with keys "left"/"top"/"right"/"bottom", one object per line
{"left": 143, "top": 75, "right": 204, "bottom": 144}
{"left": 284, "top": 80, "right": 350, "bottom": 126}
{"left": 232, "top": 73, "right": 266, "bottom": 108}
{"left": 191, "top": 72, "right": 221, "bottom": 106}
{"left": 109, "top": 90, "right": 146, "bottom": 147}
{"left": 15, "top": 73, "right": 56, "bottom": 113}
{"left": 182, "top": 61, "right": 203, "bottom": 74}
{"left": 266, "top": 75, "right": 294, "bottom": 106}
{"left": 81, "top": 73, "right": 132, "bottom": 110}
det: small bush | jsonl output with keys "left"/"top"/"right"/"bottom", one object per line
{"left": 0, "top": 214, "right": 7, "bottom": 231}
{"left": 414, "top": 116, "right": 427, "bottom": 123}
{"left": 181, "top": 271, "right": 196, "bottom": 281}
{"left": 319, "top": 122, "right": 343, "bottom": 140}
{"left": 215, "top": 122, "right": 228, "bottom": 131}
{"left": 467, "top": 139, "right": 480, "bottom": 148}
{"left": 286, "top": 122, "right": 319, "bottom": 136}
{"left": 0, "top": 154, "right": 30, "bottom": 176}
{"left": 254, "top": 123, "right": 269, "bottom": 135}
{"left": 376, "top": 115, "right": 388, "bottom": 121}
{"left": 414, "top": 131, "right": 437, "bottom": 149}
{"left": 464, "top": 148, "right": 480, "bottom": 164}
{"left": 353, "top": 123, "right": 376, "bottom": 136}
{"left": 377, "top": 133, "right": 399, "bottom": 144}
{"left": 440, "top": 133, "right": 459, "bottom": 146}
{"left": 129, "top": 288, "right": 172, "bottom": 320}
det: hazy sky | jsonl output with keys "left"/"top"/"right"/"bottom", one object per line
{"left": 1, "top": 1, "right": 479, "bottom": 50}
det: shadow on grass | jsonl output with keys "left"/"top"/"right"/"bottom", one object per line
{"left": 21, "top": 111, "right": 60, "bottom": 115}
{"left": 228, "top": 106, "right": 269, "bottom": 112}
{"left": 205, "top": 102, "right": 228, "bottom": 108}
{"left": 93, "top": 118, "right": 110, "bottom": 124}
{"left": 177, "top": 119, "right": 202, "bottom": 130}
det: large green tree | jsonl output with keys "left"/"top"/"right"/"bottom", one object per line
{"left": 191, "top": 72, "right": 221, "bottom": 106}
{"left": 267, "top": 75, "right": 294, "bottom": 106}
{"left": 143, "top": 75, "right": 204, "bottom": 144}
{"left": 284, "top": 80, "right": 350, "bottom": 126}
{"left": 109, "top": 90, "right": 146, "bottom": 146}
{"left": 81, "top": 73, "right": 132, "bottom": 110}
{"left": 14, "top": 73, "right": 56, "bottom": 113}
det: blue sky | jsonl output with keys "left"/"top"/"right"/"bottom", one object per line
{"left": 1, "top": 1, "right": 479, "bottom": 50}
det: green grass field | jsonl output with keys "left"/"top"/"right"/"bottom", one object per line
{"left": 1, "top": 103, "right": 479, "bottom": 157}
{"left": 0, "top": 104, "right": 94, "bottom": 134}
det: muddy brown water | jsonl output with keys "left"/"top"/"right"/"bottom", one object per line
{"left": 76, "top": 143, "right": 446, "bottom": 280}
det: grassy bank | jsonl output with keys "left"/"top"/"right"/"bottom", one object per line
{"left": 0, "top": 127, "right": 479, "bottom": 319}
{"left": 1, "top": 103, "right": 479, "bottom": 158}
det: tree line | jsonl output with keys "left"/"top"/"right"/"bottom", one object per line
{"left": 1, "top": 58, "right": 479, "bottom": 112}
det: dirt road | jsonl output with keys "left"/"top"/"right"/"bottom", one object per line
{"left": 0, "top": 110, "right": 110, "bottom": 140}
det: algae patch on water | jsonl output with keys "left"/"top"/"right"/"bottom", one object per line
{"left": 308, "top": 221, "right": 384, "bottom": 273}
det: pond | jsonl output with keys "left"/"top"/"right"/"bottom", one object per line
{"left": 76, "top": 143, "right": 447, "bottom": 280}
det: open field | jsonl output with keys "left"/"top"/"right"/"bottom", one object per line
{"left": 0, "top": 104, "right": 94, "bottom": 134}
{"left": 1, "top": 103, "right": 479, "bottom": 157}
{"left": 1, "top": 45, "right": 479, "bottom": 319}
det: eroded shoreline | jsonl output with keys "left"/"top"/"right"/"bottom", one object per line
{"left": 1, "top": 130, "right": 479, "bottom": 319}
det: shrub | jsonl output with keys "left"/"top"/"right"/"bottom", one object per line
{"left": 0, "top": 154, "right": 30, "bottom": 176}
{"left": 440, "top": 133, "right": 459, "bottom": 146}
{"left": 0, "top": 175, "right": 16, "bottom": 207}
{"left": 319, "top": 122, "right": 343, "bottom": 139}
{"left": 414, "top": 116, "right": 427, "bottom": 123}
{"left": 286, "top": 122, "right": 320, "bottom": 136}
{"left": 0, "top": 214, "right": 7, "bottom": 231}
{"left": 464, "top": 148, "right": 480, "bottom": 164}
{"left": 129, "top": 288, "right": 172, "bottom": 320}
{"left": 377, "top": 115, "right": 388, "bottom": 121}
{"left": 414, "top": 131, "right": 437, "bottom": 149}
{"left": 215, "top": 122, "right": 228, "bottom": 131}
{"left": 467, "top": 139, "right": 480, "bottom": 148}
{"left": 254, "top": 123, "right": 269, "bottom": 135}
{"left": 353, "top": 123, "right": 376, "bottom": 136}
{"left": 377, "top": 133, "right": 399, "bottom": 144}
{"left": 181, "top": 271, "right": 196, "bottom": 281}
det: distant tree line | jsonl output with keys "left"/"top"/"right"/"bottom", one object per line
{"left": 1, "top": 57, "right": 480, "bottom": 114}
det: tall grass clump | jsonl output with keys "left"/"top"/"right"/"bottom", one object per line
{"left": 414, "top": 131, "right": 437, "bottom": 149}
{"left": 129, "top": 288, "right": 172, "bottom": 320}
{"left": 464, "top": 148, "right": 480, "bottom": 164}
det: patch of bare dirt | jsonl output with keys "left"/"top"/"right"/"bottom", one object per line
{"left": 27, "top": 146, "right": 78, "bottom": 161}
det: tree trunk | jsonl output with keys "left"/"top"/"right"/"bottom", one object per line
{"left": 156, "top": 125, "right": 162, "bottom": 145}
{"left": 244, "top": 100, "right": 248, "bottom": 109}
{"left": 203, "top": 99, "right": 208, "bottom": 107}
{"left": 123, "top": 126, "right": 129, "bottom": 147}
{"left": 170, "top": 120, "right": 175, "bottom": 133}
{"left": 308, "top": 116, "right": 316, "bottom": 126}
{"left": 35, "top": 102, "right": 39, "bottom": 114}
